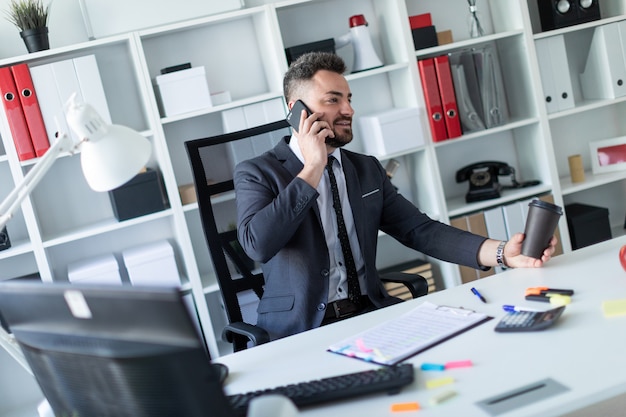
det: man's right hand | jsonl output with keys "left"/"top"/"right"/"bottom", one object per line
{"left": 296, "top": 109, "right": 334, "bottom": 188}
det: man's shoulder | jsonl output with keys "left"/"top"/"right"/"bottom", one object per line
{"left": 234, "top": 136, "right": 292, "bottom": 174}
{"left": 341, "top": 148, "right": 383, "bottom": 170}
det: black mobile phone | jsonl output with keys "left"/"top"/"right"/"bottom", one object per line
{"left": 286, "top": 100, "right": 312, "bottom": 132}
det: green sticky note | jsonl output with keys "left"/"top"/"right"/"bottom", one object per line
{"left": 602, "top": 299, "right": 626, "bottom": 318}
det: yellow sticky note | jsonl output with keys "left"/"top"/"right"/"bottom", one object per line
{"left": 549, "top": 294, "right": 571, "bottom": 306}
{"left": 426, "top": 376, "right": 455, "bottom": 389}
{"left": 602, "top": 298, "right": 626, "bottom": 317}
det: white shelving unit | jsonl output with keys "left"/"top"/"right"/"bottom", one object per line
{"left": 1, "top": 0, "right": 625, "bottom": 373}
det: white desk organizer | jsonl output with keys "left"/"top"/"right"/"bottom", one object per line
{"left": 155, "top": 66, "right": 212, "bottom": 116}
{"left": 358, "top": 107, "right": 424, "bottom": 156}
{"left": 67, "top": 253, "right": 122, "bottom": 285}
{"left": 122, "top": 240, "right": 181, "bottom": 287}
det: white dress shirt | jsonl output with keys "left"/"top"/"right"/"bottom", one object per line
{"left": 289, "top": 136, "right": 366, "bottom": 302}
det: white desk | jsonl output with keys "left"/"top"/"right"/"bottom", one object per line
{"left": 217, "top": 236, "right": 626, "bottom": 417}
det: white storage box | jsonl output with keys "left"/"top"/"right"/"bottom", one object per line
{"left": 122, "top": 240, "right": 181, "bottom": 287}
{"left": 155, "top": 66, "right": 212, "bottom": 116}
{"left": 358, "top": 108, "right": 424, "bottom": 156}
{"left": 68, "top": 254, "right": 122, "bottom": 285}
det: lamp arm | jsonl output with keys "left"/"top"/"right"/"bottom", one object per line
{"left": 0, "top": 133, "right": 76, "bottom": 230}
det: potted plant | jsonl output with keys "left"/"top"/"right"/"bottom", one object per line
{"left": 4, "top": 0, "right": 51, "bottom": 53}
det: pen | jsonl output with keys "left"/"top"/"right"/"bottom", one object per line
{"left": 502, "top": 305, "right": 543, "bottom": 313}
{"left": 471, "top": 287, "right": 487, "bottom": 303}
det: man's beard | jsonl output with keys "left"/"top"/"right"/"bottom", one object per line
{"left": 325, "top": 119, "right": 353, "bottom": 148}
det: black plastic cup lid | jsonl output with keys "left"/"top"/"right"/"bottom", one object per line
{"left": 529, "top": 199, "right": 563, "bottom": 215}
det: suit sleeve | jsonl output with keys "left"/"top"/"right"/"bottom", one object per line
{"left": 376, "top": 162, "right": 487, "bottom": 269}
{"left": 234, "top": 156, "right": 319, "bottom": 263}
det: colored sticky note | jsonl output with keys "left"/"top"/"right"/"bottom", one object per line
{"left": 421, "top": 362, "right": 445, "bottom": 371}
{"left": 445, "top": 360, "right": 473, "bottom": 369}
{"left": 602, "top": 298, "right": 626, "bottom": 317}
{"left": 429, "top": 389, "right": 458, "bottom": 406}
{"left": 426, "top": 376, "right": 455, "bottom": 389}
{"left": 391, "top": 402, "right": 420, "bottom": 412}
{"left": 549, "top": 294, "right": 571, "bottom": 306}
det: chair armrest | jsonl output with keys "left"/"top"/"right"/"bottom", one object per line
{"left": 222, "top": 322, "right": 270, "bottom": 348}
{"left": 381, "top": 272, "right": 429, "bottom": 299}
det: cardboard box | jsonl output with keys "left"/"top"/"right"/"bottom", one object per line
{"left": 155, "top": 66, "right": 212, "bottom": 116}
{"left": 109, "top": 169, "right": 167, "bottom": 221}
{"left": 358, "top": 108, "right": 424, "bottom": 156}
{"left": 437, "top": 30, "right": 453, "bottom": 45}
{"left": 565, "top": 203, "right": 612, "bottom": 249}
{"left": 123, "top": 240, "right": 181, "bottom": 287}
{"left": 68, "top": 253, "right": 122, "bottom": 285}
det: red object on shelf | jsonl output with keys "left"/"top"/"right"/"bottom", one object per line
{"left": 620, "top": 245, "right": 626, "bottom": 271}
{"left": 11, "top": 63, "right": 50, "bottom": 157}
{"left": 0, "top": 66, "right": 35, "bottom": 161}
{"left": 433, "top": 55, "right": 462, "bottom": 139}
{"left": 418, "top": 58, "right": 447, "bottom": 142}
{"left": 409, "top": 13, "right": 432, "bottom": 30}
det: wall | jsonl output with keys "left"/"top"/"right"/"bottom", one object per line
{"left": 0, "top": 0, "right": 88, "bottom": 59}
{"left": 0, "top": 0, "right": 244, "bottom": 60}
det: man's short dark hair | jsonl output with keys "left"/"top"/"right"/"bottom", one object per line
{"left": 283, "top": 52, "right": 347, "bottom": 103}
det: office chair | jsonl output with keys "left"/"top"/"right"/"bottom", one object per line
{"left": 186, "top": 119, "right": 429, "bottom": 352}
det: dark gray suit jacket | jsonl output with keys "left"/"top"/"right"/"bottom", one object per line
{"left": 234, "top": 137, "right": 487, "bottom": 340}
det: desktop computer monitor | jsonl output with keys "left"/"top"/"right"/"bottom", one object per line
{"left": 0, "top": 281, "right": 234, "bottom": 417}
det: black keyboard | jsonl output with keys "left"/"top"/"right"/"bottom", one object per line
{"left": 227, "top": 363, "right": 414, "bottom": 416}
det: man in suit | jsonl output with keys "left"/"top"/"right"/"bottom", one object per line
{"left": 234, "top": 52, "right": 557, "bottom": 341}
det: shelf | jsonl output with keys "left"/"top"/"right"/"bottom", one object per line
{"left": 547, "top": 96, "right": 626, "bottom": 121}
{"left": 160, "top": 92, "right": 284, "bottom": 124}
{"left": 560, "top": 170, "right": 626, "bottom": 196}
{"left": 447, "top": 184, "right": 552, "bottom": 218}
{"left": 41, "top": 209, "right": 174, "bottom": 248}
{"left": 415, "top": 30, "right": 524, "bottom": 58}
{"left": 433, "top": 117, "right": 539, "bottom": 148}
{"left": 533, "top": 15, "right": 626, "bottom": 40}
{"left": 0, "top": 241, "right": 33, "bottom": 260}
{"left": 345, "top": 63, "right": 410, "bottom": 81}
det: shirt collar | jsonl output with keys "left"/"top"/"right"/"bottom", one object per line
{"left": 288, "top": 134, "right": 343, "bottom": 166}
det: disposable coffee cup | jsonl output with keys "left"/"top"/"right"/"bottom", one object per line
{"left": 522, "top": 199, "right": 563, "bottom": 259}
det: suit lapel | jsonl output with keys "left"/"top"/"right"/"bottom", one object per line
{"left": 339, "top": 151, "right": 365, "bottom": 249}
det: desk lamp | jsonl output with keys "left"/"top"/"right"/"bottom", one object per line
{"left": 0, "top": 95, "right": 151, "bottom": 230}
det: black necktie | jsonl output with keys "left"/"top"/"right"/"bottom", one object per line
{"left": 326, "top": 156, "right": 361, "bottom": 306}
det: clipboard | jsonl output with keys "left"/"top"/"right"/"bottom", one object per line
{"left": 327, "top": 301, "right": 492, "bottom": 366}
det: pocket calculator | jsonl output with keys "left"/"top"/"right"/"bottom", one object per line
{"left": 494, "top": 306, "right": 565, "bottom": 332}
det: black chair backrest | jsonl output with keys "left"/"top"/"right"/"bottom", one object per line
{"left": 185, "top": 119, "right": 291, "bottom": 350}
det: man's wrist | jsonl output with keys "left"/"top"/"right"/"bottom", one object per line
{"left": 496, "top": 240, "right": 507, "bottom": 267}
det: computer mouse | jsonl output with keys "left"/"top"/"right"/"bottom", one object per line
{"left": 213, "top": 363, "right": 229, "bottom": 384}
{"left": 246, "top": 395, "right": 299, "bottom": 417}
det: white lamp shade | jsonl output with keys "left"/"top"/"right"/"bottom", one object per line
{"left": 65, "top": 96, "right": 152, "bottom": 192}
{"left": 80, "top": 124, "right": 152, "bottom": 192}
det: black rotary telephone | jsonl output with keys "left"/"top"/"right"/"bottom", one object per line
{"left": 455, "top": 161, "right": 539, "bottom": 203}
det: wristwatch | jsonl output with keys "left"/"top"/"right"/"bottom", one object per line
{"left": 496, "top": 241, "right": 507, "bottom": 267}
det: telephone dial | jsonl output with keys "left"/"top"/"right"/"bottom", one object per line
{"left": 455, "top": 161, "right": 540, "bottom": 203}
